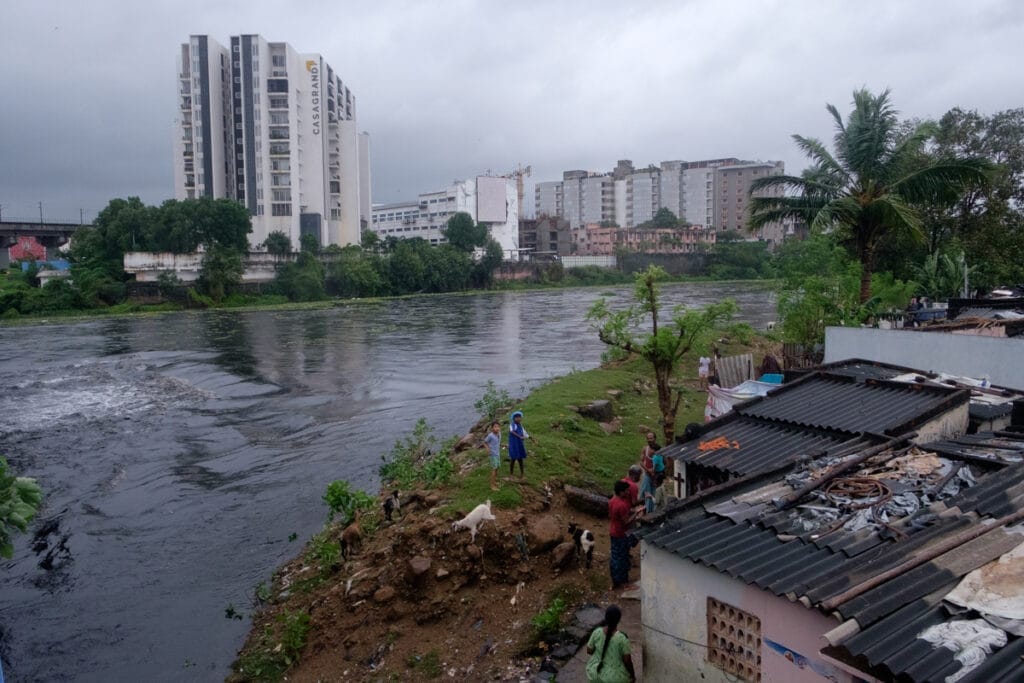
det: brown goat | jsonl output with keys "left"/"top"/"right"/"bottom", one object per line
{"left": 340, "top": 509, "right": 363, "bottom": 559}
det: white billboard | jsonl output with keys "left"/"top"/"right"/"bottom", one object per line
{"left": 476, "top": 176, "right": 508, "bottom": 223}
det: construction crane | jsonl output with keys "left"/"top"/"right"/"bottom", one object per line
{"left": 507, "top": 163, "right": 531, "bottom": 215}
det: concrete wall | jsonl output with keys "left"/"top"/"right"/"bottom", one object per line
{"left": 123, "top": 251, "right": 290, "bottom": 283}
{"left": 561, "top": 255, "right": 616, "bottom": 269}
{"left": 825, "top": 327, "right": 1024, "bottom": 391}
{"left": 642, "top": 544, "right": 857, "bottom": 683}
{"left": 618, "top": 252, "right": 707, "bottom": 275}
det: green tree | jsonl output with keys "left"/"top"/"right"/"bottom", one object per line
{"left": 388, "top": 240, "right": 425, "bottom": 293}
{"left": 360, "top": 230, "right": 381, "bottom": 252}
{"left": 748, "top": 88, "right": 992, "bottom": 302}
{"left": 587, "top": 266, "right": 737, "bottom": 442}
{"left": 923, "top": 107, "right": 1024, "bottom": 290}
{"left": 326, "top": 246, "right": 384, "bottom": 297}
{"left": 650, "top": 207, "right": 679, "bottom": 229}
{"left": 422, "top": 245, "right": 473, "bottom": 292}
{"left": 299, "top": 232, "right": 321, "bottom": 255}
{"left": 443, "top": 212, "right": 487, "bottom": 252}
{"left": 912, "top": 250, "right": 974, "bottom": 300}
{"left": 264, "top": 230, "right": 292, "bottom": 256}
{"left": 472, "top": 238, "right": 505, "bottom": 288}
{"left": 198, "top": 244, "right": 244, "bottom": 303}
{"left": 1, "top": 456, "right": 43, "bottom": 559}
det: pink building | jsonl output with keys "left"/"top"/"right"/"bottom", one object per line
{"left": 570, "top": 223, "right": 716, "bottom": 256}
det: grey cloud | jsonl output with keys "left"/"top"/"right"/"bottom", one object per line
{"left": 2, "top": 0, "right": 1022, "bottom": 221}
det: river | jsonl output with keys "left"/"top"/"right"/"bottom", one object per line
{"left": 0, "top": 282, "right": 775, "bottom": 681}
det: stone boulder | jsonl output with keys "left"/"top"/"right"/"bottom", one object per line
{"left": 527, "top": 516, "right": 564, "bottom": 554}
{"left": 578, "top": 400, "right": 613, "bottom": 422}
{"left": 599, "top": 417, "right": 622, "bottom": 434}
{"left": 551, "top": 541, "right": 576, "bottom": 570}
{"left": 405, "top": 555, "right": 432, "bottom": 587}
{"left": 454, "top": 432, "right": 477, "bottom": 453}
{"left": 373, "top": 585, "right": 396, "bottom": 604}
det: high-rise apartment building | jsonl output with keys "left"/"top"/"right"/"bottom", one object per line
{"left": 534, "top": 158, "right": 792, "bottom": 245}
{"left": 174, "top": 34, "right": 370, "bottom": 249}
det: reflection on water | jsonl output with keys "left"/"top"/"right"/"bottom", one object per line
{"left": 0, "top": 282, "right": 775, "bottom": 681}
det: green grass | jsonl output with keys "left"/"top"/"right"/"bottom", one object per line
{"left": 446, "top": 356, "right": 706, "bottom": 512}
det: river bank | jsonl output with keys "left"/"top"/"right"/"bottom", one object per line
{"left": 232, "top": 332, "right": 776, "bottom": 681}
{"left": 0, "top": 277, "right": 776, "bottom": 327}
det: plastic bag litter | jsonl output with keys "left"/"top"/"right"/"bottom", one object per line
{"left": 883, "top": 492, "right": 921, "bottom": 518}
{"left": 918, "top": 619, "right": 1007, "bottom": 683}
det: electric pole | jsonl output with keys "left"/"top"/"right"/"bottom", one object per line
{"left": 39, "top": 201, "right": 44, "bottom": 225}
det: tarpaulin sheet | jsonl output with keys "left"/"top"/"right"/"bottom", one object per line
{"left": 705, "top": 380, "right": 778, "bottom": 422}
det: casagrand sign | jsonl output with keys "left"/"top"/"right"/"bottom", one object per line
{"left": 306, "top": 59, "right": 321, "bottom": 136}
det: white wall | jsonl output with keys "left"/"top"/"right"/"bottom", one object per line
{"left": 825, "top": 327, "right": 1024, "bottom": 391}
{"left": 642, "top": 544, "right": 856, "bottom": 683}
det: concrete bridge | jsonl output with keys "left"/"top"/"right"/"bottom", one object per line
{"left": 1, "top": 221, "right": 89, "bottom": 267}
{"left": 0, "top": 220, "right": 88, "bottom": 244}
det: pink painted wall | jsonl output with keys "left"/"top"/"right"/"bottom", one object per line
{"left": 642, "top": 544, "right": 861, "bottom": 682}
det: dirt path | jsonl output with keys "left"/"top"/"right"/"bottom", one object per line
{"left": 557, "top": 589, "right": 644, "bottom": 682}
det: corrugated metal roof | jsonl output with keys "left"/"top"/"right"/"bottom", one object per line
{"left": 640, "top": 433, "right": 1024, "bottom": 682}
{"left": 664, "top": 369, "right": 969, "bottom": 479}
{"left": 660, "top": 416, "right": 871, "bottom": 477}
{"left": 737, "top": 375, "right": 965, "bottom": 434}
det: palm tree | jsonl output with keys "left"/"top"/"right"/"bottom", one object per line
{"left": 748, "top": 88, "right": 991, "bottom": 302}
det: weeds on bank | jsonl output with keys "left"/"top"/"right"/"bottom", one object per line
{"left": 233, "top": 609, "right": 311, "bottom": 681}
{"left": 406, "top": 649, "right": 442, "bottom": 678}
{"left": 531, "top": 597, "right": 568, "bottom": 638}
{"left": 379, "top": 418, "right": 457, "bottom": 489}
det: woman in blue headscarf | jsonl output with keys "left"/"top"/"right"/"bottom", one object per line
{"left": 508, "top": 410, "right": 529, "bottom": 478}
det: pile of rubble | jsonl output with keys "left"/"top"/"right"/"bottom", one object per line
{"left": 778, "top": 445, "right": 977, "bottom": 539}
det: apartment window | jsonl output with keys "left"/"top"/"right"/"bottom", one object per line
{"left": 272, "top": 189, "right": 291, "bottom": 202}
{"left": 272, "top": 54, "right": 286, "bottom": 67}
{"left": 271, "top": 203, "right": 292, "bottom": 216}
{"left": 707, "top": 598, "right": 760, "bottom": 682}
{"left": 233, "top": 45, "right": 240, "bottom": 52}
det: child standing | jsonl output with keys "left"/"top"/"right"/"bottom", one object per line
{"left": 508, "top": 410, "right": 529, "bottom": 478}
{"left": 483, "top": 420, "right": 502, "bottom": 491}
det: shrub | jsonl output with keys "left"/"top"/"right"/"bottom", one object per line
{"left": 474, "top": 380, "right": 512, "bottom": 422}
{"left": 530, "top": 597, "right": 567, "bottom": 638}
{"left": 322, "top": 480, "right": 374, "bottom": 524}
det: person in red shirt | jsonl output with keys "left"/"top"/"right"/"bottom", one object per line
{"left": 609, "top": 480, "right": 639, "bottom": 589}
{"left": 620, "top": 465, "right": 641, "bottom": 508}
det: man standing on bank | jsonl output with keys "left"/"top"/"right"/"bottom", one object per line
{"left": 508, "top": 410, "right": 529, "bottom": 479}
{"left": 609, "top": 480, "right": 640, "bottom": 590}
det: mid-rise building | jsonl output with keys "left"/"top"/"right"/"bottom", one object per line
{"left": 174, "top": 34, "right": 369, "bottom": 249}
{"left": 534, "top": 157, "right": 792, "bottom": 246}
{"left": 370, "top": 176, "right": 519, "bottom": 257}
{"left": 570, "top": 224, "right": 716, "bottom": 256}
{"left": 714, "top": 161, "right": 785, "bottom": 237}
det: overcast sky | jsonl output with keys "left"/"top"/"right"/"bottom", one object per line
{"left": 2, "top": 0, "right": 1022, "bottom": 223}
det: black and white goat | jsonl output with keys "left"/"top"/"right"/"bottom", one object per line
{"left": 382, "top": 490, "right": 401, "bottom": 521}
{"left": 568, "top": 522, "right": 595, "bottom": 569}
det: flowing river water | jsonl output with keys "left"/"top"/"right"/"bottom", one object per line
{"left": 0, "top": 282, "right": 775, "bottom": 681}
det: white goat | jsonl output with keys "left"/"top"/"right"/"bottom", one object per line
{"left": 452, "top": 500, "right": 496, "bottom": 542}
